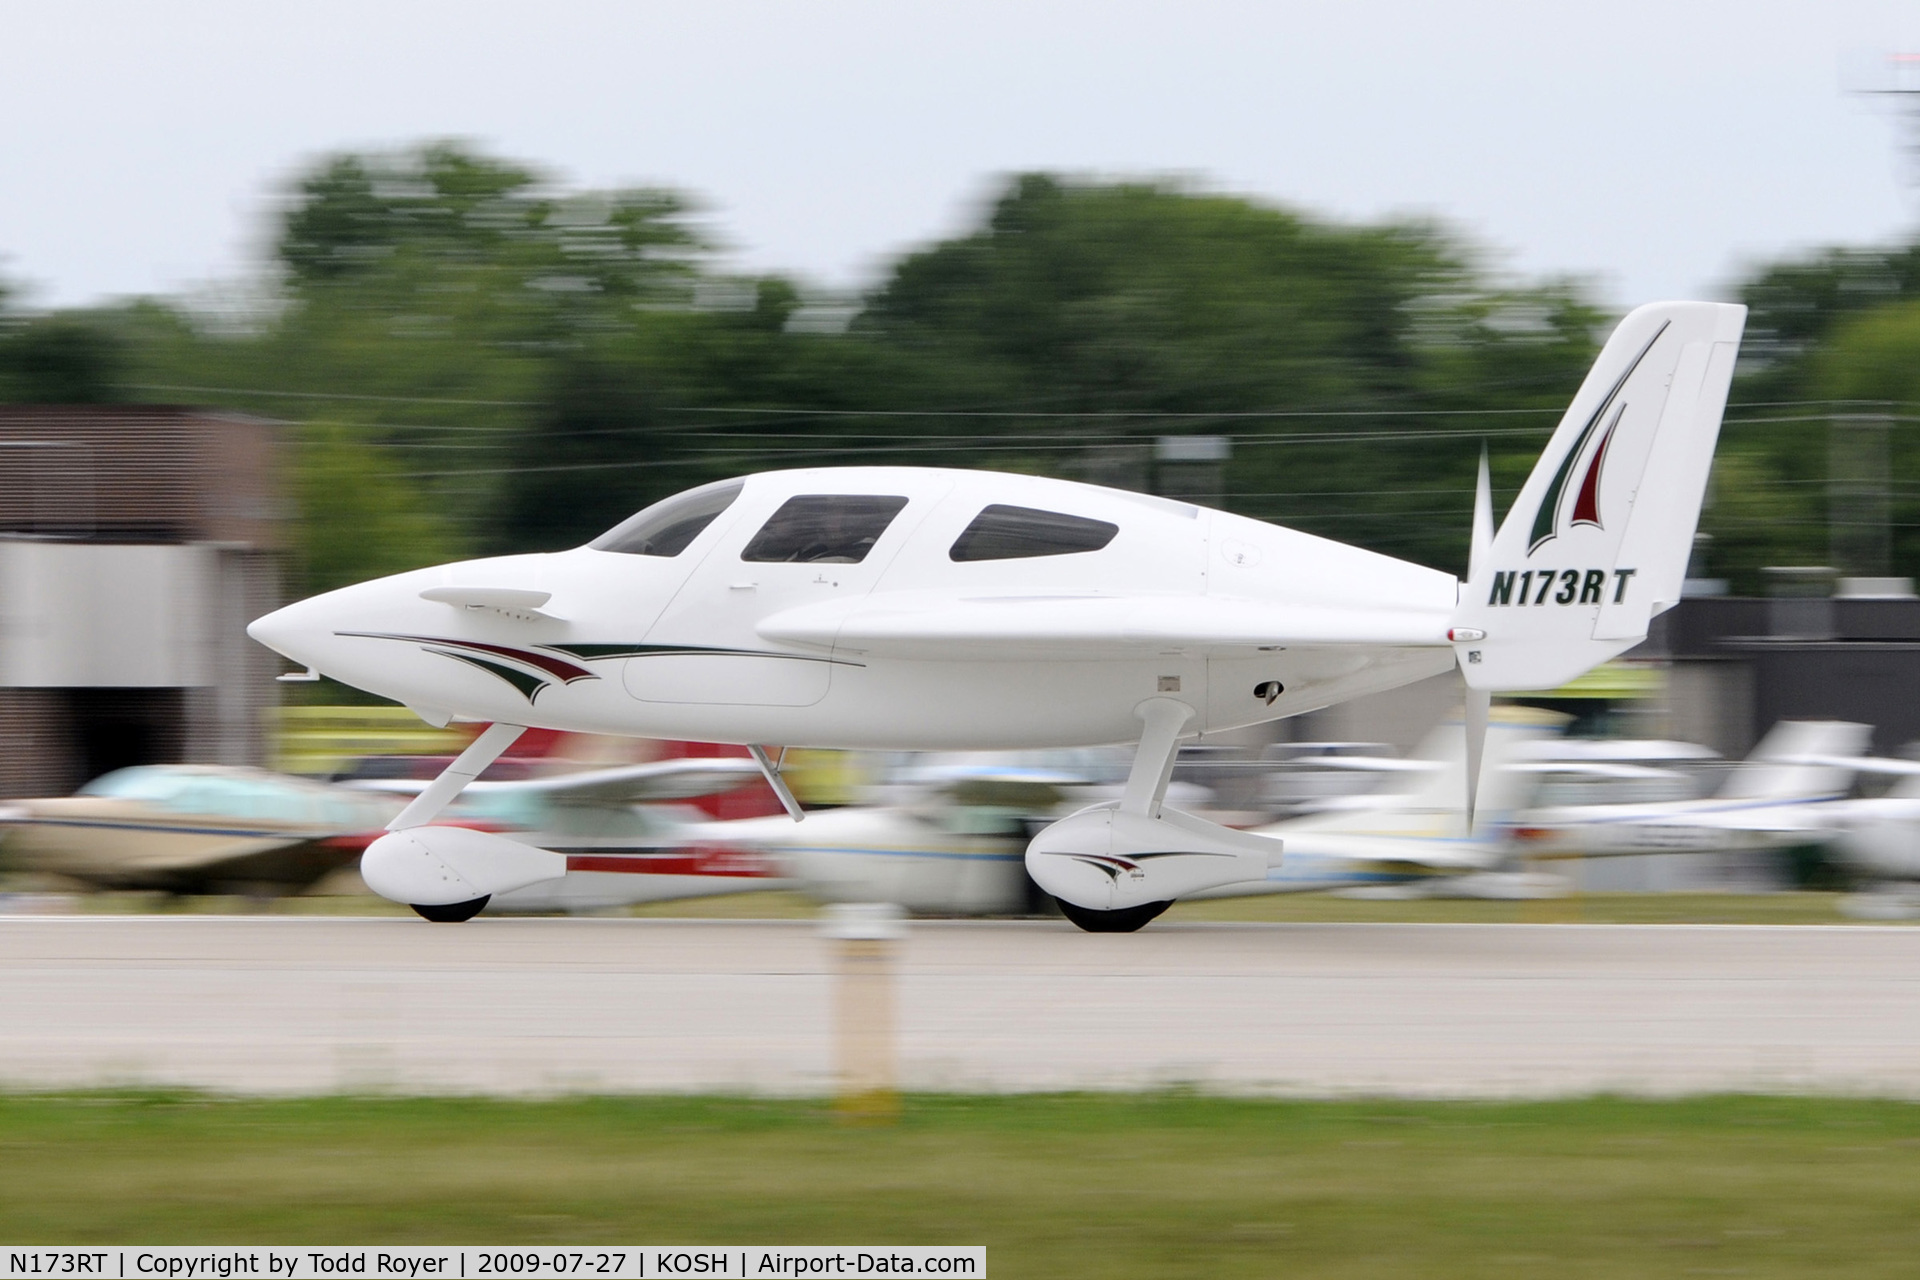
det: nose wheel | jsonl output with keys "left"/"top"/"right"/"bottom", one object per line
{"left": 410, "top": 896, "right": 490, "bottom": 923}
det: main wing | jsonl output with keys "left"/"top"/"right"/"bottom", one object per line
{"left": 1525, "top": 796, "right": 1844, "bottom": 841}
{"left": 757, "top": 592, "right": 1453, "bottom": 660}
{"left": 356, "top": 756, "right": 763, "bottom": 806}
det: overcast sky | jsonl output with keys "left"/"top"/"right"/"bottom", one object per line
{"left": 3, "top": 0, "right": 1918, "bottom": 312}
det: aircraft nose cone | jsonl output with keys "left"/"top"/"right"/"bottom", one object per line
{"left": 246, "top": 602, "right": 303, "bottom": 657}
{"left": 247, "top": 594, "right": 343, "bottom": 670}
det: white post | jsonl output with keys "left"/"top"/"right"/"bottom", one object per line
{"left": 822, "top": 902, "right": 906, "bottom": 1122}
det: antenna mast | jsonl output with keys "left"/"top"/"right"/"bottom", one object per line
{"left": 1858, "top": 52, "right": 1920, "bottom": 190}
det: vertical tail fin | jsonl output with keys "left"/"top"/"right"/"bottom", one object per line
{"left": 1451, "top": 301, "right": 1746, "bottom": 692}
{"left": 1718, "top": 720, "right": 1871, "bottom": 801}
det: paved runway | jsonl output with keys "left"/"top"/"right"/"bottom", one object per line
{"left": 3, "top": 916, "right": 1920, "bottom": 1097}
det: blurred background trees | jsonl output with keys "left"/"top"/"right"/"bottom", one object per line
{"left": 4, "top": 139, "right": 1917, "bottom": 596}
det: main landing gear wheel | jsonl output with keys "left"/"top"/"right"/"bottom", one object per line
{"left": 410, "top": 896, "right": 490, "bottom": 923}
{"left": 1055, "top": 898, "right": 1173, "bottom": 933}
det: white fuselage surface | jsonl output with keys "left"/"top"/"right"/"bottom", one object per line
{"left": 251, "top": 467, "right": 1460, "bottom": 752}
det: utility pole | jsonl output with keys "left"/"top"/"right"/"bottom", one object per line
{"left": 1828, "top": 55, "right": 1920, "bottom": 590}
{"left": 1829, "top": 411, "right": 1893, "bottom": 581}
{"left": 1857, "top": 52, "right": 1920, "bottom": 187}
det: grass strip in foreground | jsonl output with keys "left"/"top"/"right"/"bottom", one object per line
{"left": 2, "top": 1093, "right": 1919, "bottom": 1277}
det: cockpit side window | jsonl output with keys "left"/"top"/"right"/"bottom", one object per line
{"left": 740, "top": 495, "right": 910, "bottom": 564}
{"left": 591, "top": 480, "right": 745, "bottom": 557}
{"left": 949, "top": 504, "right": 1119, "bottom": 562}
{"left": 78, "top": 767, "right": 169, "bottom": 800}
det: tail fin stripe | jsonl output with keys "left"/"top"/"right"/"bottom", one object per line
{"left": 1570, "top": 405, "right": 1624, "bottom": 529}
{"left": 1526, "top": 320, "right": 1669, "bottom": 553}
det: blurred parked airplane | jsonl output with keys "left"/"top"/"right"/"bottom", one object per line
{"left": 0, "top": 765, "right": 398, "bottom": 895}
{"left": 408, "top": 756, "right": 781, "bottom": 916}
{"left": 247, "top": 302, "right": 1746, "bottom": 928}
{"left": 694, "top": 764, "right": 1078, "bottom": 917}
{"left": 479, "top": 753, "right": 1216, "bottom": 917}
{"left": 1511, "top": 721, "right": 1871, "bottom": 859}
{"left": 1509, "top": 736, "right": 1714, "bottom": 808}
{"left": 678, "top": 711, "right": 1561, "bottom": 919}
{"left": 1764, "top": 754, "right": 1920, "bottom": 913}
{"left": 466, "top": 716, "right": 1879, "bottom": 918}
{"left": 0, "top": 756, "right": 768, "bottom": 910}
{"left": 1188, "top": 709, "right": 1564, "bottom": 904}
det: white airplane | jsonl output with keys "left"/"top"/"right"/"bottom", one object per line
{"left": 0, "top": 756, "right": 763, "bottom": 907}
{"left": 429, "top": 751, "right": 1211, "bottom": 917}
{"left": 1767, "top": 753, "right": 1920, "bottom": 913}
{"left": 693, "top": 709, "right": 1560, "bottom": 916}
{"left": 351, "top": 755, "right": 782, "bottom": 918}
{"left": 0, "top": 765, "right": 399, "bottom": 897}
{"left": 1200, "top": 708, "right": 1562, "bottom": 900}
{"left": 246, "top": 301, "right": 1746, "bottom": 929}
{"left": 1511, "top": 720, "right": 1870, "bottom": 860}
{"left": 698, "top": 762, "right": 1075, "bottom": 917}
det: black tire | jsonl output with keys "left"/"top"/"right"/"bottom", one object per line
{"left": 1055, "top": 898, "right": 1173, "bottom": 933}
{"left": 411, "top": 896, "right": 490, "bottom": 923}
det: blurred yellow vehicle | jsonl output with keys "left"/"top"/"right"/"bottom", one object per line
{"left": 0, "top": 765, "right": 399, "bottom": 896}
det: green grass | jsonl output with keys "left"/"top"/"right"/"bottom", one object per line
{"left": 5, "top": 1093, "right": 1920, "bottom": 1276}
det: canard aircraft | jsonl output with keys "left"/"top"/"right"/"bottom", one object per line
{"left": 248, "top": 301, "right": 1747, "bottom": 930}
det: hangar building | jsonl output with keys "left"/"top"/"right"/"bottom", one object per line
{"left": 0, "top": 405, "right": 283, "bottom": 798}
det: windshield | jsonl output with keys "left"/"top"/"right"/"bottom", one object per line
{"left": 591, "top": 480, "right": 745, "bottom": 556}
{"left": 80, "top": 767, "right": 181, "bottom": 803}
{"left": 79, "top": 767, "right": 343, "bottom": 825}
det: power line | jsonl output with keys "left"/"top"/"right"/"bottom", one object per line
{"left": 265, "top": 407, "right": 1920, "bottom": 451}
{"left": 389, "top": 427, "right": 1559, "bottom": 478}
{"left": 130, "top": 379, "right": 1920, "bottom": 416}
{"left": 132, "top": 383, "right": 536, "bottom": 408}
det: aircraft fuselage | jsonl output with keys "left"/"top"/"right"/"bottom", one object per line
{"left": 251, "top": 467, "right": 1459, "bottom": 751}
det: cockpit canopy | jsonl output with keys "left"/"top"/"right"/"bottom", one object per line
{"left": 591, "top": 480, "right": 745, "bottom": 557}
{"left": 80, "top": 767, "right": 382, "bottom": 828}
{"left": 949, "top": 504, "right": 1118, "bottom": 561}
{"left": 592, "top": 475, "right": 1124, "bottom": 568}
{"left": 741, "top": 494, "right": 910, "bottom": 564}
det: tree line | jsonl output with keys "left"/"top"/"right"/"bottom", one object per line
{"left": 3, "top": 141, "right": 1918, "bottom": 595}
